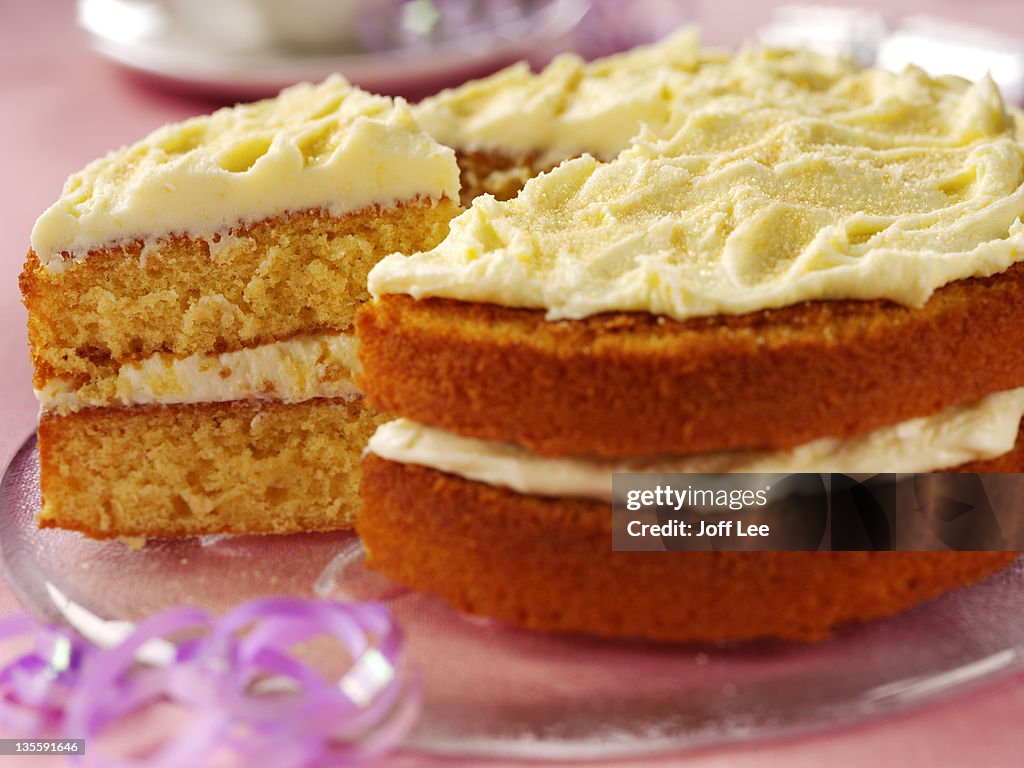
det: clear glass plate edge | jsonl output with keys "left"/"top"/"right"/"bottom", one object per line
{"left": 2, "top": 434, "right": 1023, "bottom": 761}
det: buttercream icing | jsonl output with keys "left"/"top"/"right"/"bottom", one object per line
{"left": 373, "top": 61, "right": 1024, "bottom": 320}
{"left": 32, "top": 75, "right": 460, "bottom": 272}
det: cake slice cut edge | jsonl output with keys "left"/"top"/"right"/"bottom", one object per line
{"left": 21, "top": 75, "right": 463, "bottom": 539}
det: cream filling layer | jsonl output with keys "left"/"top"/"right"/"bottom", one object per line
{"left": 32, "top": 75, "right": 460, "bottom": 272}
{"left": 36, "top": 333, "right": 361, "bottom": 415}
{"left": 367, "top": 387, "right": 1024, "bottom": 500}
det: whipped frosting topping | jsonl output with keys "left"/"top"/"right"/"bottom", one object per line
{"left": 37, "top": 333, "right": 361, "bottom": 415}
{"left": 413, "top": 27, "right": 731, "bottom": 164}
{"left": 372, "top": 56, "right": 1024, "bottom": 320}
{"left": 367, "top": 388, "right": 1024, "bottom": 500}
{"left": 32, "top": 75, "right": 460, "bottom": 271}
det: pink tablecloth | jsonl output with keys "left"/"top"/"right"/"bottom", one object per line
{"left": 2, "top": 0, "right": 1023, "bottom": 764}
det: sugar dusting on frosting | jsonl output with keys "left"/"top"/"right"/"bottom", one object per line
{"left": 373, "top": 56, "right": 1024, "bottom": 319}
{"left": 412, "top": 28, "right": 856, "bottom": 163}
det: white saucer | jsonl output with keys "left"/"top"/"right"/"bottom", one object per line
{"left": 78, "top": 0, "right": 590, "bottom": 98}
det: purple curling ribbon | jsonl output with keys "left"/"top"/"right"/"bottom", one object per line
{"left": 0, "top": 599, "right": 418, "bottom": 767}
{"left": 0, "top": 614, "right": 91, "bottom": 736}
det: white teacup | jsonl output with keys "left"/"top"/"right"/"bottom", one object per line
{"left": 169, "top": 0, "right": 368, "bottom": 53}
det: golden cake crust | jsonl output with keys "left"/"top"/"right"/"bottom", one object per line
{"left": 357, "top": 262, "right": 1024, "bottom": 458}
{"left": 358, "top": 444, "right": 1022, "bottom": 643}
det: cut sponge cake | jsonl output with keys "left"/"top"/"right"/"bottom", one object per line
{"left": 21, "top": 76, "right": 461, "bottom": 538}
{"left": 358, "top": 44, "right": 1024, "bottom": 641}
{"left": 22, "top": 203, "right": 455, "bottom": 405}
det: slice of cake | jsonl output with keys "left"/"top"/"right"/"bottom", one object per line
{"left": 20, "top": 76, "right": 461, "bottom": 538}
{"left": 357, "top": 53, "right": 1024, "bottom": 642}
{"left": 412, "top": 27, "right": 858, "bottom": 202}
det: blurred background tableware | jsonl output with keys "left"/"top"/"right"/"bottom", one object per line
{"left": 78, "top": 1, "right": 1024, "bottom": 104}
{"left": 76, "top": 0, "right": 698, "bottom": 99}
{"left": 760, "top": 4, "right": 1024, "bottom": 104}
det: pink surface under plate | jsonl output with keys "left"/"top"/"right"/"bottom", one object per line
{"left": 5, "top": 1, "right": 1024, "bottom": 765}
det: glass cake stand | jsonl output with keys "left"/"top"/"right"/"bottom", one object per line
{"left": 2, "top": 435, "right": 1023, "bottom": 759}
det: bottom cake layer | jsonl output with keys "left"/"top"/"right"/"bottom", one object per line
{"left": 38, "top": 397, "right": 387, "bottom": 539}
{"left": 359, "top": 454, "right": 1020, "bottom": 643}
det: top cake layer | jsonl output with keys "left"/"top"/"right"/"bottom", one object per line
{"left": 32, "top": 75, "right": 460, "bottom": 272}
{"left": 372, "top": 59, "right": 1024, "bottom": 321}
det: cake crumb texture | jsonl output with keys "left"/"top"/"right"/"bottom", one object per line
{"left": 38, "top": 398, "right": 387, "bottom": 538}
{"left": 22, "top": 198, "right": 458, "bottom": 392}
